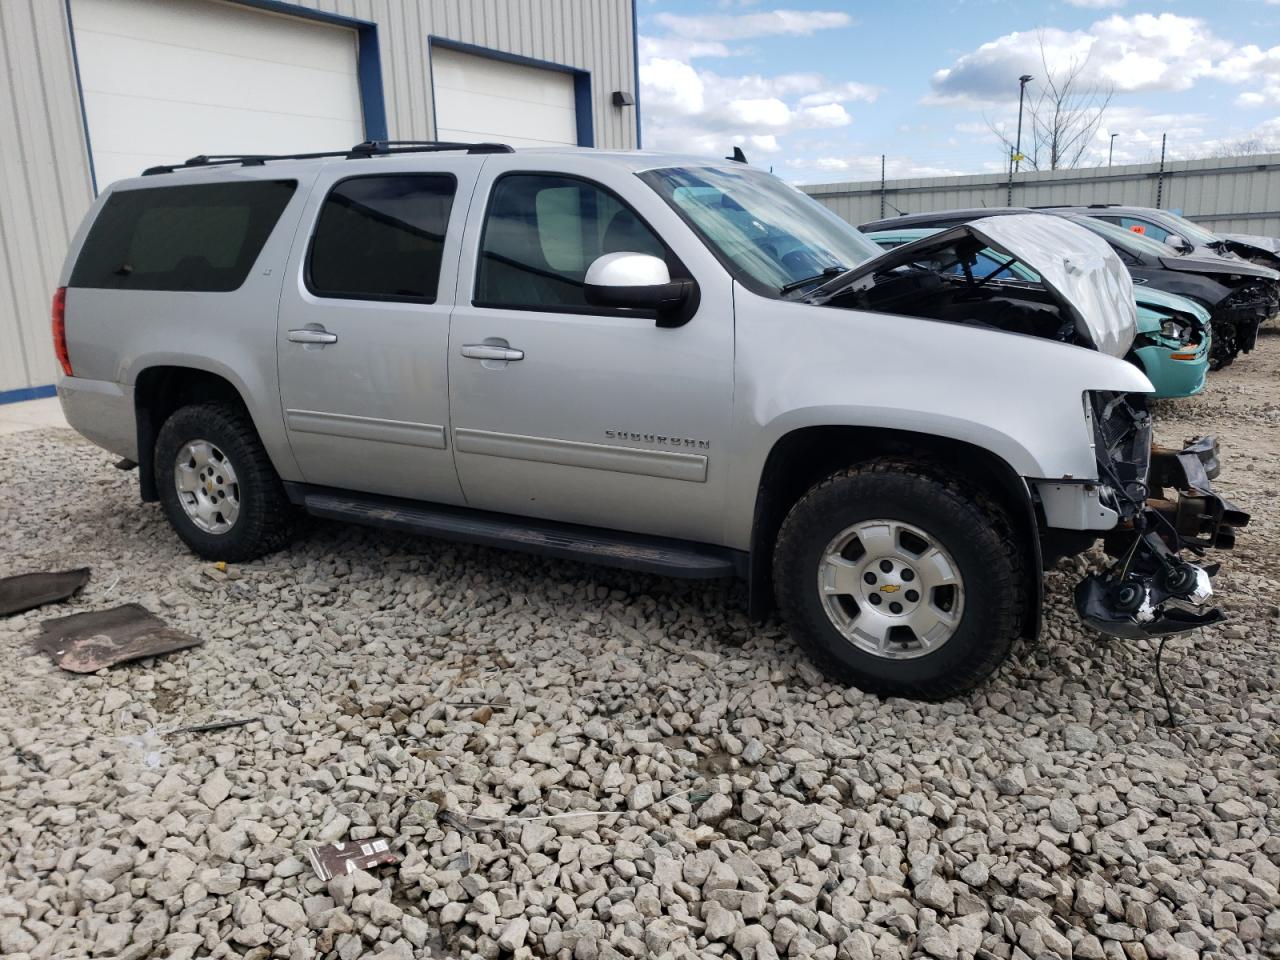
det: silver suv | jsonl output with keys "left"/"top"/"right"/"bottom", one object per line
{"left": 54, "top": 140, "right": 1247, "bottom": 698}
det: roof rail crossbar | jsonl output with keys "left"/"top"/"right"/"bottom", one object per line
{"left": 141, "top": 139, "right": 514, "bottom": 176}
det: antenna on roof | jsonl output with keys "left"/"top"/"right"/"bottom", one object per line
{"left": 726, "top": 146, "right": 748, "bottom": 164}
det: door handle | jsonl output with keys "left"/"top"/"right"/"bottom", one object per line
{"left": 461, "top": 343, "right": 524, "bottom": 362}
{"left": 288, "top": 327, "right": 338, "bottom": 345}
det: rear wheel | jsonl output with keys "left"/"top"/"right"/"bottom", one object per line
{"left": 154, "top": 403, "right": 294, "bottom": 561}
{"left": 772, "top": 459, "right": 1025, "bottom": 699}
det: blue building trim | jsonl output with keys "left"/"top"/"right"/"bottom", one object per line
{"left": 0, "top": 384, "right": 57, "bottom": 405}
{"left": 631, "top": 0, "right": 642, "bottom": 148}
{"left": 63, "top": 0, "right": 98, "bottom": 194}
{"left": 63, "top": 0, "right": 389, "bottom": 194}
{"left": 226, "top": 0, "right": 388, "bottom": 141}
{"left": 427, "top": 36, "right": 594, "bottom": 148}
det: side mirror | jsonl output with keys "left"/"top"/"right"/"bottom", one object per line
{"left": 583, "top": 252, "right": 698, "bottom": 327}
{"left": 1165, "top": 234, "right": 1192, "bottom": 253}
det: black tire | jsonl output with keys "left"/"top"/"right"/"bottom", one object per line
{"left": 772, "top": 459, "right": 1026, "bottom": 700}
{"left": 154, "top": 402, "right": 294, "bottom": 562}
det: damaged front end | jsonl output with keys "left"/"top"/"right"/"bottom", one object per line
{"left": 1074, "top": 392, "right": 1249, "bottom": 640}
{"left": 1210, "top": 282, "right": 1272, "bottom": 368}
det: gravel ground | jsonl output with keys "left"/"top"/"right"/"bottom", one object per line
{"left": 2, "top": 334, "right": 1278, "bottom": 960}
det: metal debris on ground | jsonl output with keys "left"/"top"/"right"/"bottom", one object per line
{"left": 168, "top": 716, "right": 258, "bottom": 735}
{"left": 0, "top": 567, "right": 91, "bottom": 616}
{"left": 307, "top": 838, "right": 400, "bottom": 881}
{"left": 33, "top": 603, "right": 203, "bottom": 673}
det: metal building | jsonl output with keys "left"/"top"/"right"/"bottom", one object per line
{"left": 802, "top": 154, "right": 1280, "bottom": 238}
{"left": 0, "top": 0, "right": 640, "bottom": 403}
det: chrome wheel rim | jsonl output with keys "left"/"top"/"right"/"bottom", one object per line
{"left": 174, "top": 440, "right": 240, "bottom": 534}
{"left": 817, "top": 519, "right": 964, "bottom": 660}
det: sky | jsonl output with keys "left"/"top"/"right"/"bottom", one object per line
{"left": 635, "top": 0, "right": 1280, "bottom": 184}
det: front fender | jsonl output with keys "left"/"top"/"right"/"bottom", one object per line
{"left": 727, "top": 291, "right": 1151, "bottom": 546}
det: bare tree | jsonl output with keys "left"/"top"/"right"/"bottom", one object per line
{"left": 1208, "top": 137, "right": 1275, "bottom": 158}
{"left": 986, "top": 31, "right": 1114, "bottom": 170}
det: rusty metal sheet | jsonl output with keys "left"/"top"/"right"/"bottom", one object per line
{"left": 33, "top": 603, "right": 202, "bottom": 673}
{"left": 0, "top": 568, "right": 91, "bottom": 616}
{"left": 307, "top": 838, "right": 400, "bottom": 881}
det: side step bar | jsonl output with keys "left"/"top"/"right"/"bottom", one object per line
{"left": 290, "top": 486, "right": 745, "bottom": 579}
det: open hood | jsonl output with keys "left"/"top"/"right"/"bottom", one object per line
{"left": 811, "top": 214, "right": 1137, "bottom": 357}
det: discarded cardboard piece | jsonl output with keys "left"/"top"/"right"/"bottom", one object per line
{"left": 307, "top": 838, "right": 400, "bottom": 881}
{"left": 34, "top": 603, "right": 203, "bottom": 673}
{"left": 0, "top": 568, "right": 91, "bottom": 616}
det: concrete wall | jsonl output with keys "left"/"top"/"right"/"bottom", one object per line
{"left": 802, "top": 154, "right": 1280, "bottom": 237}
{"left": 0, "top": 0, "right": 639, "bottom": 400}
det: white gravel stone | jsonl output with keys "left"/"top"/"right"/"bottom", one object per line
{"left": 3, "top": 345, "right": 1279, "bottom": 960}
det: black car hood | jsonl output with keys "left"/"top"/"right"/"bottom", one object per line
{"left": 1159, "top": 254, "right": 1280, "bottom": 281}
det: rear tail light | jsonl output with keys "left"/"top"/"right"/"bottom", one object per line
{"left": 52, "top": 286, "right": 72, "bottom": 376}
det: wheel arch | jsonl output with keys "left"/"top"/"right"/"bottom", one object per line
{"left": 748, "top": 425, "right": 1042, "bottom": 638}
{"left": 133, "top": 366, "right": 258, "bottom": 502}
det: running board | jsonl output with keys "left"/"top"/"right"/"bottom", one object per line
{"left": 295, "top": 488, "right": 744, "bottom": 579}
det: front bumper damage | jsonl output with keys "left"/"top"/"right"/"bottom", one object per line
{"left": 1073, "top": 394, "right": 1249, "bottom": 641}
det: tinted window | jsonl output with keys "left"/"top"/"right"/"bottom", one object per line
{"left": 70, "top": 180, "right": 296, "bottom": 291}
{"left": 1102, "top": 215, "right": 1172, "bottom": 243}
{"left": 475, "top": 174, "right": 667, "bottom": 310}
{"left": 308, "top": 175, "right": 456, "bottom": 302}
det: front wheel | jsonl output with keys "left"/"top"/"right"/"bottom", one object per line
{"left": 154, "top": 402, "right": 295, "bottom": 561}
{"left": 772, "top": 460, "right": 1026, "bottom": 699}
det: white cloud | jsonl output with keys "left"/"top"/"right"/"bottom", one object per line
{"left": 651, "top": 9, "right": 851, "bottom": 41}
{"left": 1214, "top": 44, "right": 1280, "bottom": 105}
{"left": 638, "top": 10, "right": 877, "bottom": 158}
{"left": 928, "top": 14, "right": 1234, "bottom": 105}
{"left": 789, "top": 154, "right": 968, "bottom": 182}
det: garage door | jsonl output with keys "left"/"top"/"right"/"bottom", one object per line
{"left": 432, "top": 46, "right": 580, "bottom": 149}
{"left": 70, "top": 0, "right": 364, "bottom": 189}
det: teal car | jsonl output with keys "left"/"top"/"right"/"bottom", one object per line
{"left": 866, "top": 228, "right": 1211, "bottom": 399}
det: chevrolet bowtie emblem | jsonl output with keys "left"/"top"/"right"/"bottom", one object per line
{"left": 880, "top": 584, "right": 901, "bottom": 593}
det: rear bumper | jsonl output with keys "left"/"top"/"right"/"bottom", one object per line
{"left": 1074, "top": 436, "right": 1248, "bottom": 641}
{"left": 57, "top": 376, "right": 136, "bottom": 460}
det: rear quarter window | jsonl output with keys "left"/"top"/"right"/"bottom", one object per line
{"left": 69, "top": 180, "right": 297, "bottom": 292}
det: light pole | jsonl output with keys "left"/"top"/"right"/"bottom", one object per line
{"left": 1109, "top": 132, "right": 1119, "bottom": 167}
{"left": 1014, "top": 74, "right": 1033, "bottom": 173}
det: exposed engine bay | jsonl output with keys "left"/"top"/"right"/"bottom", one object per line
{"left": 819, "top": 260, "right": 1079, "bottom": 345}
{"left": 1075, "top": 392, "right": 1249, "bottom": 640}
{"left": 809, "top": 215, "right": 1138, "bottom": 357}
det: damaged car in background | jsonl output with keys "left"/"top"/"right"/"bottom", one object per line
{"left": 802, "top": 213, "right": 1248, "bottom": 645}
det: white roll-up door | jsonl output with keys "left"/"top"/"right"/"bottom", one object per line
{"left": 70, "top": 0, "right": 364, "bottom": 189}
{"left": 432, "top": 45, "right": 579, "bottom": 148}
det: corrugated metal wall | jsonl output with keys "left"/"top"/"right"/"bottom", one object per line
{"left": 0, "top": 0, "right": 638, "bottom": 399}
{"left": 803, "top": 154, "right": 1280, "bottom": 237}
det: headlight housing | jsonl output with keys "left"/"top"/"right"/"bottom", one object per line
{"left": 1159, "top": 319, "right": 1190, "bottom": 343}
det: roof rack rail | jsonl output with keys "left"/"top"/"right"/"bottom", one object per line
{"left": 141, "top": 139, "right": 514, "bottom": 176}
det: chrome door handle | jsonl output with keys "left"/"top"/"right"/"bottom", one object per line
{"left": 461, "top": 343, "right": 524, "bottom": 361}
{"left": 288, "top": 327, "right": 338, "bottom": 345}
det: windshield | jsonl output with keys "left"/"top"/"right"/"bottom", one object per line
{"left": 1157, "top": 211, "right": 1220, "bottom": 245}
{"left": 1072, "top": 216, "right": 1173, "bottom": 258}
{"left": 639, "top": 165, "right": 883, "bottom": 296}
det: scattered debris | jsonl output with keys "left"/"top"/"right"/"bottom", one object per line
{"left": 0, "top": 567, "right": 90, "bottom": 616}
{"left": 33, "top": 603, "right": 203, "bottom": 672}
{"left": 168, "top": 716, "right": 259, "bottom": 735}
{"left": 307, "top": 838, "right": 399, "bottom": 881}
